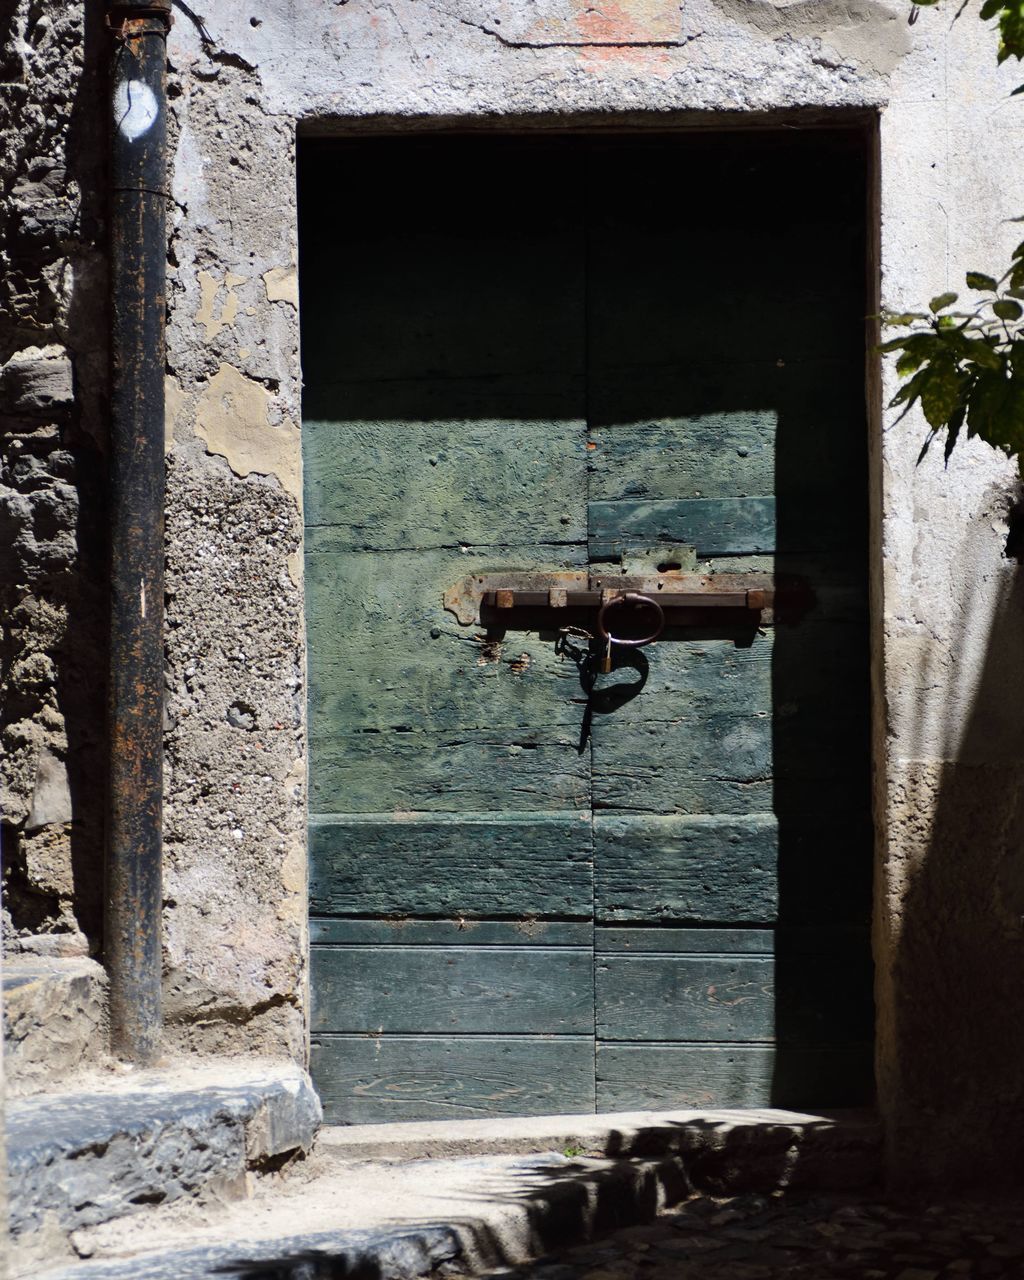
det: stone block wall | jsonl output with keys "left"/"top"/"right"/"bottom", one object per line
{"left": 1, "top": 2, "right": 108, "bottom": 956}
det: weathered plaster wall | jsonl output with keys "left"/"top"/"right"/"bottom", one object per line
{"left": 159, "top": 0, "right": 1024, "bottom": 1179}
{"left": 7, "top": 0, "right": 1024, "bottom": 1182}
{"left": 877, "top": 29, "right": 1024, "bottom": 1181}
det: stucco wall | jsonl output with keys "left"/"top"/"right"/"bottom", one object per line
{"left": 5, "top": 0, "right": 1024, "bottom": 1183}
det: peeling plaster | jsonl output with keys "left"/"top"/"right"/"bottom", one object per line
{"left": 195, "top": 363, "right": 301, "bottom": 501}
{"left": 263, "top": 265, "right": 299, "bottom": 308}
{"left": 196, "top": 269, "right": 247, "bottom": 341}
{"left": 708, "top": 0, "right": 910, "bottom": 76}
{"left": 438, "top": 0, "right": 702, "bottom": 47}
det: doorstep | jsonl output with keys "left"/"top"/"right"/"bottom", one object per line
{"left": 8, "top": 1058, "right": 321, "bottom": 1275}
{"left": 35, "top": 1108, "right": 880, "bottom": 1280}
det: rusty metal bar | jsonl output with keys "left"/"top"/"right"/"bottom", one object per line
{"left": 105, "top": 0, "right": 172, "bottom": 1065}
{"left": 484, "top": 588, "right": 763, "bottom": 610}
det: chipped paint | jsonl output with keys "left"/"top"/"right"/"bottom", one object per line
{"left": 196, "top": 269, "right": 247, "bottom": 341}
{"left": 195, "top": 362, "right": 301, "bottom": 501}
{"left": 708, "top": 0, "right": 911, "bottom": 76}
{"left": 451, "top": 0, "right": 699, "bottom": 47}
{"left": 263, "top": 265, "right": 299, "bottom": 308}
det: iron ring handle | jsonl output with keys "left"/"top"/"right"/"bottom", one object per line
{"left": 596, "top": 592, "right": 665, "bottom": 648}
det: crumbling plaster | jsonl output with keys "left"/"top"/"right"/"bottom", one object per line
{"left": 4, "top": 0, "right": 1024, "bottom": 1182}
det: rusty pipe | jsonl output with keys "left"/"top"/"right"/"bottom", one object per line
{"left": 105, "top": 0, "right": 172, "bottom": 1065}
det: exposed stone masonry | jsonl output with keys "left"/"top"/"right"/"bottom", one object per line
{"left": 1, "top": 1, "right": 108, "bottom": 953}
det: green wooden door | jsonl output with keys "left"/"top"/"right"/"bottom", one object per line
{"left": 300, "top": 133, "right": 873, "bottom": 1124}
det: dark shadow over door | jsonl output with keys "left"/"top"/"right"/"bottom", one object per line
{"left": 299, "top": 131, "right": 873, "bottom": 1124}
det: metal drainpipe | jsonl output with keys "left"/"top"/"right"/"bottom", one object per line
{"left": 105, "top": 0, "right": 172, "bottom": 1064}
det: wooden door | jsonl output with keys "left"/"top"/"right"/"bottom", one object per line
{"left": 300, "top": 133, "right": 873, "bottom": 1124}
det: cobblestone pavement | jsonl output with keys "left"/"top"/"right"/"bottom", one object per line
{"left": 487, "top": 1191, "right": 1024, "bottom": 1280}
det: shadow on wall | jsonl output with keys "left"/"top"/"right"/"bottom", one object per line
{"left": 883, "top": 482, "right": 1024, "bottom": 1186}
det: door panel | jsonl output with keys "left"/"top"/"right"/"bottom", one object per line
{"left": 303, "top": 139, "right": 594, "bottom": 1119}
{"left": 584, "top": 135, "right": 871, "bottom": 1112}
{"left": 300, "top": 132, "right": 873, "bottom": 1122}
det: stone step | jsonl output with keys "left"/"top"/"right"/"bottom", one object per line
{"left": 8, "top": 1059, "right": 321, "bottom": 1276}
{"left": 317, "top": 1106, "right": 882, "bottom": 1190}
{"left": 34, "top": 1108, "right": 880, "bottom": 1280}
{"left": 3, "top": 956, "right": 109, "bottom": 1096}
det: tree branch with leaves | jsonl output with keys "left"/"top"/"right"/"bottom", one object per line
{"left": 883, "top": 0, "right": 1024, "bottom": 471}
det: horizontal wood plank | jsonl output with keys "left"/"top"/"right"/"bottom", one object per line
{"left": 594, "top": 813, "right": 778, "bottom": 924}
{"left": 592, "top": 712, "right": 772, "bottom": 814}
{"left": 597, "top": 955, "right": 774, "bottom": 1042}
{"left": 588, "top": 415, "right": 776, "bottom": 504}
{"left": 305, "top": 543, "right": 587, "bottom": 734}
{"left": 596, "top": 1042, "right": 874, "bottom": 1112}
{"left": 304, "top": 417, "right": 586, "bottom": 549}
{"left": 591, "top": 718, "right": 869, "bottom": 814}
{"left": 597, "top": 927, "right": 774, "bottom": 954}
{"left": 596, "top": 948, "right": 872, "bottom": 1045}
{"left": 594, "top": 617, "right": 867, "bottom": 727}
{"left": 596, "top": 925, "right": 870, "bottom": 956}
{"left": 312, "top": 1035, "right": 595, "bottom": 1123}
{"left": 312, "top": 945, "right": 594, "bottom": 1034}
{"left": 309, "top": 812, "right": 593, "bottom": 918}
{"left": 310, "top": 727, "right": 589, "bottom": 816}
{"left": 311, "top": 918, "right": 593, "bottom": 946}
{"left": 589, "top": 497, "right": 776, "bottom": 560}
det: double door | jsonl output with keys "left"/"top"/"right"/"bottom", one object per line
{"left": 300, "top": 132, "right": 873, "bottom": 1123}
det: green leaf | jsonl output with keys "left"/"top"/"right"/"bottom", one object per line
{"left": 999, "top": 1, "right": 1024, "bottom": 61}
{"left": 962, "top": 337, "right": 1005, "bottom": 371}
{"left": 966, "top": 368, "right": 1020, "bottom": 454}
{"left": 930, "top": 292, "right": 959, "bottom": 313}
{"left": 897, "top": 349, "right": 926, "bottom": 376}
{"left": 920, "top": 360, "right": 968, "bottom": 428}
{"left": 980, "top": 0, "right": 1004, "bottom": 18}
{"left": 966, "top": 272, "right": 999, "bottom": 290}
{"left": 994, "top": 298, "right": 1024, "bottom": 320}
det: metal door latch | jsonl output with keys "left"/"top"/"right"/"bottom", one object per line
{"left": 443, "top": 569, "right": 785, "bottom": 629}
{"left": 596, "top": 592, "right": 664, "bottom": 672}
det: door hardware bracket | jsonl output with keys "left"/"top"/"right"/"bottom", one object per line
{"left": 443, "top": 570, "right": 781, "bottom": 628}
